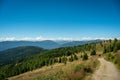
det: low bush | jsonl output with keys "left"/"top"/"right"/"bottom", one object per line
{"left": 73, "top": 64, "right": 84, "bottom": 73}
{"left": 82, "top": 53, "right": 88, "bottom": 60}
{"left": 105, "top": 53, "right": 120, "bottom": 69}
{"left": 90, "top": 50, "right": 96, "bottom": 55}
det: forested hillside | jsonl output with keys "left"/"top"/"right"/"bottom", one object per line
{"left": 0, "top": 46, "right": 45, "bottom": 66}
{"left": 0, "top": 39, "right": 120, "bottom": 80}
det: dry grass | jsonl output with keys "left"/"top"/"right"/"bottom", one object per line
{"left": 33, "top": 57, "right": 99, "bottom": 80}
{"left": 9, "top": 63, "right": 64, "bottom": 80}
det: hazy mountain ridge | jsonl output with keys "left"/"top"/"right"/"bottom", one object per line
{"left": 61, "top": 40, "right": 102, "bottom": 47}
{"left": 0, "top": 40, "right": 59, "bottom": 51}
{"left": 0, "top": 40, "right": 103, "bottom": 51}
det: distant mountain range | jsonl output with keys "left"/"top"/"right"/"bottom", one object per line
{"left": 0, "top": 40, "right": 59, "bottom": 51}
{"left": 61, "top": 40, "right": 102, "bottom": 47}
{"left": 0, "top": 40, "right": 102, "bottom": 51}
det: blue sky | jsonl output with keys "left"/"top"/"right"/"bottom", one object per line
{"left": 0, "top": 0, "right": 120, "bottom": 40}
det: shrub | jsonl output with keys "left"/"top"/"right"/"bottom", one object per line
{"left": 91, "top": 50, "right": 96, "bottom": 55}
{"left": 83, "top": 66, "right": 92, "bottom": 73}
{"left": 98, "top": 54, "right": 101, "bottom": 57}
{"left": 113, "top": 57, "right": 118, "bottom": 64}
{"left": 103, "top": 47, "right": 107, "bottom": 54}
{"left": 82, "top": 53, "right": 88, "bottom": 60}
{"left": 106, "top": 53, "right": 112, "bottom": 60}
{"left": 73, "top": 64, "right": 84, "bottom": 73}
{"left": 69, "top": 55, "right": 74, "bottom": 62}
{"left": 0, "top": 73, "right": 5, "bottom": 80}
{"left": 73, "top": 54, "right": 78, "bottom": 60}
{"left": 113, "top": 46, "right": 118, "bottom": 53}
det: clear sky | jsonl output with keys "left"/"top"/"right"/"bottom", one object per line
{"left": 0, "top": 0, "right": 120, "bottom": 40}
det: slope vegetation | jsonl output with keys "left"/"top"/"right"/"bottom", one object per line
{"left": 0, "top": 46, "right": 45, "bottom": 66}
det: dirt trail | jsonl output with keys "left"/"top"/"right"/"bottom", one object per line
{"left": 92, "top": 58, "right": 120, "bottom": 80}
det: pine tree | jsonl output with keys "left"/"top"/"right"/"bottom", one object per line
{"left": 82, "top": 53, "right": 88, "bottom": 60}
{"left": 113, "top": 46, "right": 118, "bottom": 52}
{"left": 73, "top": 54, "right": 78, "bottom": 60}
{"left": 103, "top": 47, "right": 107, "bottom": 54}
{"left": 69, "top": 55, "right": 74, "bottom": 62}
{"left": 62, "top": 56, "right": 67, "bottom": 65}
{"left": 59, "top": 57, "right": 62, "bottom": 63}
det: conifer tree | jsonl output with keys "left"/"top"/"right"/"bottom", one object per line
{"left": 82, "top": 53, "right": 88, "bottom": 60}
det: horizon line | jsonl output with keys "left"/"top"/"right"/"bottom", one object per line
{"left": 0, "top": 37, "right": 119, "bottom": 41}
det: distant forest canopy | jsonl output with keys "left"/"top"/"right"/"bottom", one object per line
{"left": 0, "top": 46, "right": 45, "bottom": 66}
